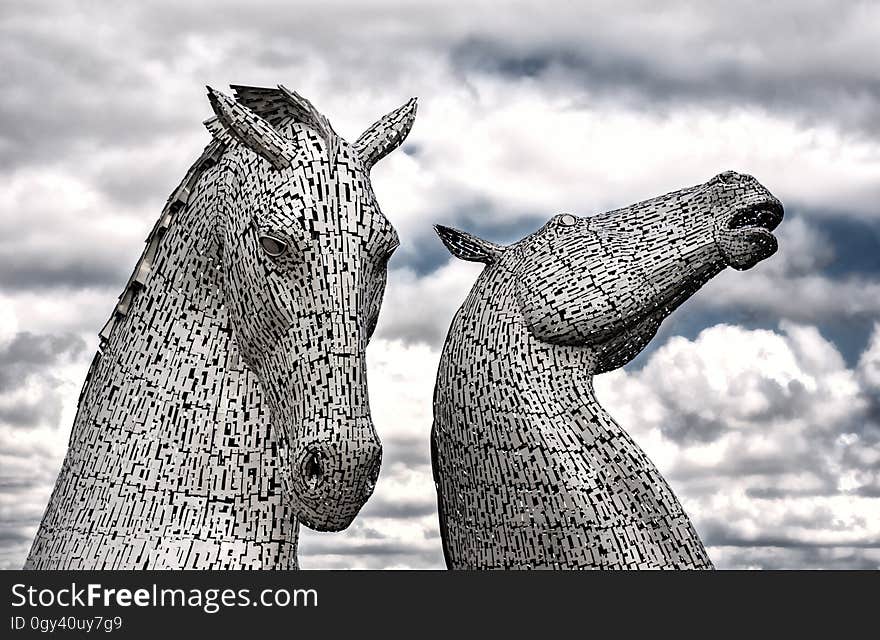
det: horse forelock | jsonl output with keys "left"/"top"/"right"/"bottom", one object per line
{"left": 230, "top": 84, "right": 342, "bottom": 166}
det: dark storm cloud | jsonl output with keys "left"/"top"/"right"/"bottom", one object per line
{"left": 0, "top": 27, "right": 195, "bottom": 168}
{"left": 0, "top": 530, "right": 31, "bottom": 544}
{"left": 0, "top": 0, "right": 416, "bottom": 171}
{"left": 816, "top": 214, "right": 880, "bottom": 278}
{"left": 661, "top": 377, "right": 817, "bottom": 447}
{"left": 451, "top": 38, "right": 880, "bottom": 134}
{"left": 0, "top": 252, "right": 128, "bottom": 291}
{"left": 701, "top": 515, "right": 878, "bottom": 548}
{"left": 389, "top": 244, "right": 451, "bottom": 279}
{"left": 359, "top": 496, "right": 437, "bottom": 519}
{"left": 0, "top": 403, "right": 61, "bottom": 430}
{"left": 0, "top": 332, "right": 85, "bottom": 388}
{"left": 0, "top": 331, "right": 86, "bottom": 428}
{"left": 658, "top": 376, "right": 872, "bottom": 493}
{"left": 0, "top": 477, "right": 43, "bottom": 491}
{"left": 0, "top": 332, "right": 84, "bottom": 369}
{"left": 667, "top": 449, "right": 839, "bottom": 490}
{"left": 745, "top": 486, "right": 840, "bottom": 499}
{"left": 659, "top": 413, "right": 727, "bottom": 445}
{"left": 711, "top": 545, "right": 880, "bottom": 570}
{"left": 0, "top": 468, "right": 53, "bottom": 498}
{"left": 91, "top": 159, "right": 190, "bottom": 210}
{"left": 396, "top": 200, "right": 545, "bottom": 276}
{"left": 0, "top": 180, "right": 147, "bottom": 291}
{"left": 4, "top": 0, "right": 875, "bottom": 171}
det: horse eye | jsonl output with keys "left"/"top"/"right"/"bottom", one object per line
{"left": 259, "top": 235, "right": 288, "bottom": 257}
{"left": 559, "top": 214, "right": 578, "bottom": 227}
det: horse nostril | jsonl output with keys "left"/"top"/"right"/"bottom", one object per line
{"left": 304, "top": 451, "right": 323, "bottom": 490}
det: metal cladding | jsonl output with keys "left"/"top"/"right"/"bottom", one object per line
{"left": 25, "top": 86, "right": 417, "bottom": 569}
{"left": 431, "top": 172, "right": 784, "bottom": 569}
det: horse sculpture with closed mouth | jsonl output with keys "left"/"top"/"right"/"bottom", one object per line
{"left": 26, "top": 85, "right": 417, "bottom": 569}
{"left": 432, "top": 171, "right": 783, "bottom": 569}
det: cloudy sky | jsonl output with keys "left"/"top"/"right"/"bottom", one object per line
{"left": 1, "top": 0, "right": 879, "bottom": 569}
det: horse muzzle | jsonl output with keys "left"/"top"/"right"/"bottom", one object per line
{"left": 288, "top": 429, "right": 382, "bottom": 532}
{"left": 716, "top": 198, "right": 784, "bottom": 270}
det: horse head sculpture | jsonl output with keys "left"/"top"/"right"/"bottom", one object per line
{"left": 208, "top": 86, "right": 415, "bottom": 530}
{"left": 26, "top": 85, "right": 416, "bottom": 568}
{"left": 432, "top": 171, "right": 783, "bottom": 569}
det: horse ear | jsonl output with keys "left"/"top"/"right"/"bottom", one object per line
{"left": 354, "top": 98, "right": 418, "bottom": 170}
{"left": 206, "top": 86, "right": 295, "bottom": 171}
{"left": 434, "top": 225, "right": 504, "bottom": 264}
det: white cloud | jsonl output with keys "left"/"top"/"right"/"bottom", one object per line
{"left": 375, "top": 261, "right": 483, "bottom": 347}
{"left": 408, "top": 86, "right": 880, "bottom": 222}
{"left": 858, "top": 323, "right": 880, "bottom": 390}
{"left": 595, "top": 322, "right": 880, "bottom": 567}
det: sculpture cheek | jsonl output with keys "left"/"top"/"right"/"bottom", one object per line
{"left": 514, "top": 262, "right": 640, "bottom": 348}
{"left": 515, "top": 277, "right": 589, "bottom": 346}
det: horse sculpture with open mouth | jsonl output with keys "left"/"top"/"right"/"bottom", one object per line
{"left": 432, "top": 171, "right": 784, "bottom": 569}
{"left": 25, "top": 85, "right": 417, "bottom": 569}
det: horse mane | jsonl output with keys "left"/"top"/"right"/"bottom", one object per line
{"left": 97, "top": 86, "right": 338, "bottom": 348}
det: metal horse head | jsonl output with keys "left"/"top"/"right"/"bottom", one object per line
{"left": 437, "top": 171, "right": 783, "bottom": 374}
{"left": 431, "top": 171, "right": 783, "bottom": 569}
{"left": 207, "top": 85, "right": 417, "bottom": 531}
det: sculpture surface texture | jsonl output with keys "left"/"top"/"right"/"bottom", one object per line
{"left": 432, "top": 171, "right": 784, "bottom": 569}
{"left": 26, "top": 85, "right": 417, "bottom": 569}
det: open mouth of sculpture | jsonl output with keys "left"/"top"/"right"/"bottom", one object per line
{"left": 718, "top": 198, "right": 784, "bottom": 270}
{"left": 727, "top": 200, "right": 784, "bottom": 234}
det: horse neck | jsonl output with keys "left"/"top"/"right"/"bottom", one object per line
{"left": 38, "top": 161, "right": 298, "bottom": 568}
{"left": 81, "top": 165, "right": 234, "bottom": 463}
{"left": 441, "top": 264, "right": 599, "bottom": 417}
{"left": 436, "top": 266, "right": 711, "bottom": 568}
